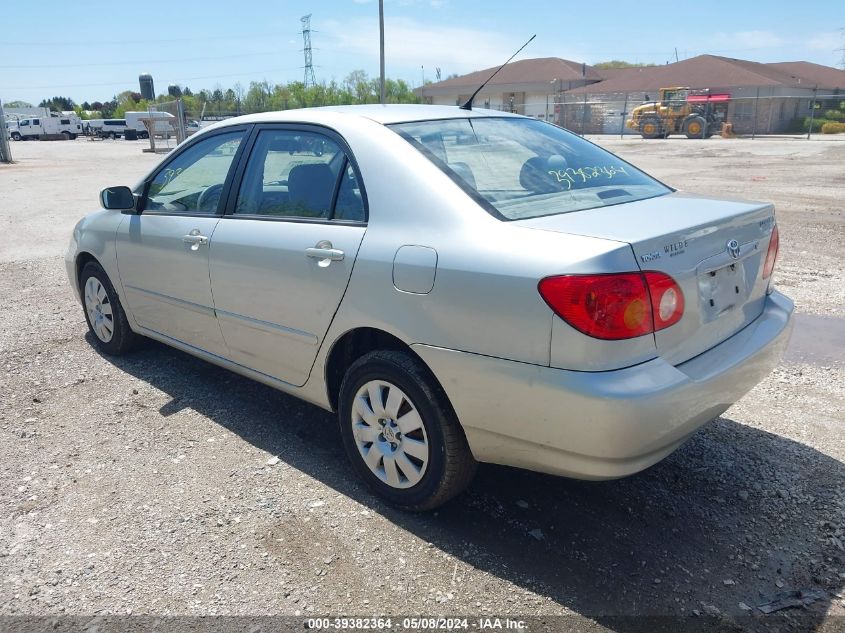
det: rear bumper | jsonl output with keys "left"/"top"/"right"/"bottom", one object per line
{"left": 412, "top": 290, "right": 794, "bottom": 480}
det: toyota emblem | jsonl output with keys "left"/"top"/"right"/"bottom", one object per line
{"left": 726, "top": 239, "right": 741, "bottom": 259}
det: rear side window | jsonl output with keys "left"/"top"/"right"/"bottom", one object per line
{"left": 333, "top": 162, "right": 365, "bottom": 221}
{"left": 389, "top": 117, "right": 671, "bottom": 220}
{"left": 234, "top": 129, "right": 364, "bottom": 221}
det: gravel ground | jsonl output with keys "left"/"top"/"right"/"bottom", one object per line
{"left": 0, "top": 136, "right": 843, "bottom": 632}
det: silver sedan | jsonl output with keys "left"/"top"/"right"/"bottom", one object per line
{"left": 66, "top": 105, "right": 793, "bottom": 510}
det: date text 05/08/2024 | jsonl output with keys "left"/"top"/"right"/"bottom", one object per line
{"left": 305, "top": 617, "right": 527, "bottom": 630}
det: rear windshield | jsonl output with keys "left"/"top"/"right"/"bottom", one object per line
{"left": 389, "top": 117, "right": 671, "bottom": 220}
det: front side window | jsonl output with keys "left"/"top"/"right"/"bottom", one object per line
{"left": 389, "top": 117, "right": 671, "bottom": 220}
{"left": 234, "top": 129, "right": 363, "bottom": 220}
{"left": 143, "top": 131, "right": 244, "bottom": 214}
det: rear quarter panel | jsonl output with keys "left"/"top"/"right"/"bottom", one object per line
{"left": 299, "top": 117, "right": 648, "bottom": 405}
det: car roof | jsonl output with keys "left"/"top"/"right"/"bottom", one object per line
{"left": 217, "top": 104, "right": 523, "bottom": 127}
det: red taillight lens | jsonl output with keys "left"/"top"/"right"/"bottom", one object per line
{"left": 762, "top": 224, "right": 779, "bottom": 280}
{"left": 538, "top": 272, "right": 684, "bottom": 340}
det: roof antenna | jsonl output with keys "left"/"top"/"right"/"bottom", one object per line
{"left": 460, "top": 34, "right": 536, "bottom": 111}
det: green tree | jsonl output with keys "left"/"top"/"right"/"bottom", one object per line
{"left": 38, "top": 96, "right": 76, "bottom": 112}
{"left": 593, "top": 60, "right": 657, "bottom": 69}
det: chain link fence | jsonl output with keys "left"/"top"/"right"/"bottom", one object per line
{"left": 486, "top": 92, "right": 845, "bottom": 139}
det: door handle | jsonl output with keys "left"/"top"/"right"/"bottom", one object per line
{"left": 306, "top": 240, "right": 344, "bottom": 266}
{"left": 183, "top": 230, "right": 209, "bottom": 251}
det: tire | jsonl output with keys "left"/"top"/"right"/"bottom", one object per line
{"left": 109, "top": 132, "right": 116, "bottom": 140}
{"left": 338, "top": 350, "right": 477, "bottom": 511}
{"left": 684, "top": 116, "right": 706, "bottom": 139}
{"left": 61, "top": 131, "right": 71, "bottom": 140}
{"left": 639, "top": 116, "right": 663, "bottom": 139}
{"left": 79, "top": 261, "right": 138, "bottom": 356}
{"left": 11, "top": 132, "right": 20, "bottom": 141}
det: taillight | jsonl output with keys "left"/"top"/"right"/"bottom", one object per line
{"left": 538, "top": 272, "right": 684, "bottom": 340}
{"left": 762, "top": 224, "right": 779, "bottom": 280}
{"left": 644, "top": 271, "right": 685, "bottom": 331}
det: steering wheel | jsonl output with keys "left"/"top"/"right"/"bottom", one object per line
{"left": 196, "top": 183, "right": 224, "bottom": 212}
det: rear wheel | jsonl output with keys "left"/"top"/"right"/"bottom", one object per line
{"left": 79, "top": 261, "right": 138, "bottom": 356}
{"left": 338, "top": 350, "right": 477, "bottom": 510}
{"left": 639, "top": 116, "right": 663, "bottom": 139}
{"left": 61, "top": 131, "right": 71, "bottom": 140}
{"left": 684, "top": 116, "right": 706, "bottom": 139}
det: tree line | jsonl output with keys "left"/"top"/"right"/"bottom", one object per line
{"left": 17, "top": 70, "right": 423, "bottom": 120}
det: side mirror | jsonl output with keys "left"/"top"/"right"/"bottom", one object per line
{"left": 100, "top": 186, "right": 137, "bottom": 213}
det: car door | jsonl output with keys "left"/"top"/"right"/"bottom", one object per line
{"left": 116, "top": 128, "right": 248, "bottom": 357}
{"left": 208, "top": 126, "right": 367, "bottom": 386}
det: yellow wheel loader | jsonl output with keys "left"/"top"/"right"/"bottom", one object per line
{"left": 626, "top": 87, "right": 721, "bottom": 139}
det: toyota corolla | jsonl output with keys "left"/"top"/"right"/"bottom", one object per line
{"left": 66, "top": 105, "right": 793, "bottom": 510}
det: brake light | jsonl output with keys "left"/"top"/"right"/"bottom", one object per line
{"left": 762, "top": 224, "right": 779, "bottom": 280}
{"left": 538, "top": 272, "right": 684, "bottom": 340}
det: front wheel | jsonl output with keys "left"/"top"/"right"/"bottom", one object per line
{"left": 11, "top": 132, "right": 20, "bottom": 141}
{"left": 684, "top": 116, "right": 707, "bottom": 139}
{"left": 338, "top": 350, "right": 477, "bottom": 510}
{"left": 639, "top": 116, "right": 663, "bottom": 139}
{"left": 79, "top": 261, "right": 138, "bottom": 355}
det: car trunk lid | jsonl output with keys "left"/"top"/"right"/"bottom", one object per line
{"left": 517, "top": 192, "right": 777, "bottom": 365}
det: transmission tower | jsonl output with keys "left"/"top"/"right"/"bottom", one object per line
{"left": 301, "top": 14, "right": 317, "bottom": 88}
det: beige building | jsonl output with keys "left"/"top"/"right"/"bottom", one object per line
{"left": 419, "top": 57, "right": 603, "bottom": 121}
{"left": 420, "top": 55, "right": 845, "bottom": 133}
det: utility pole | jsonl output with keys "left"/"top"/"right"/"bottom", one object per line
{"left": 0, "top": 99, "right": 13, "bottom": 163}
{"left": 379, "top": 0, "right": 386, "bottom": 104}
{"left": 837, "top": 27, "right": 845, "bottom": 70}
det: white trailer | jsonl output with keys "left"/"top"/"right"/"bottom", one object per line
{"left": 125, "top": 111, "right": 175, "bottom": 138}
{"left": 16, "top": 115, "right": 82, "bottom": 140}
{"left": 97, "top": 119, "right": 129, "bottom": 139}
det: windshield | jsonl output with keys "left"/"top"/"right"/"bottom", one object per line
{"left": 389, "top": 117, "right": 671, "bottom": 220}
